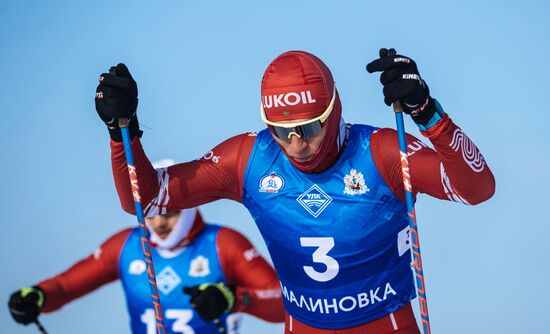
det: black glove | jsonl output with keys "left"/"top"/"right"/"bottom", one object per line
{"left": 366, "top": 48, "right": 441, "bottom": 127}
{"left": 8, "top": 287, "right": 45, "bottom": 325}
{"left": 95, "top": 63, "right": 141, "bottom": 142}
{"left": 183, "top": 283, "right": 235, "bottom": 322}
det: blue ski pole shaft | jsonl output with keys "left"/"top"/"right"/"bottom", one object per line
{"left": 35, "top": 319, "right": 48, "bottom": 334}
{"left": 393, "top": 101, "right": 431, "bottom": 334}
{"left": 119, "top": 119, "right": 167, "bottom": 334}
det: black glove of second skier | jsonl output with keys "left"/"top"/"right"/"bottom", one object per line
{"left": 366, "top": 48, "right": 441, "bottom": 127}
{"left": 95, "top": 63, "right": 141, "bottom": 142}
{"left": 183, "top": 283, "right": 235, "bottom": 322}
{"left": 8, "top": 287, "right": 45, "bottom": 325}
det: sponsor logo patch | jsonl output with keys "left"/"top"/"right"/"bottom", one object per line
{"left": 343, "top": 169, "right": 369, "bottom": 195}
{"left": 394, "top": 57, "right": 411, "bottom": 63}
{"left": 397, "top": 226, "right": 411, "bottom": 257}
{"left": 297, "top": 184, "right": 332, "bottom": 218}
{"left": 129, "top": 259, "right": 146, "bottom": 275}
{"left": 156, "top": 266, "right": 182, "bottom": 295}
{"left": 203, "top": 150, "right": 220, "bottom": 164}
{"left": 262, "top": 91, "right": 317, "bottom": 109}
{"left": 189, "top": 255, "right": 210, "bottom": 277}
{"left": 259, "top": 172, "right": 285, "bottom": 193}
{"left": 93, "top": 247, "right": 103, "bottom": 260}
{"left": 406, "top": 140, "right": 428, "bottom": 157}
{"left": 243, "top": 248, "right": 260, "bottom": 261}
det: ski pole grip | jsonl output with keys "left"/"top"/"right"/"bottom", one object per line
{"left": 118, "top": 118, "right": 130, "bottom": 128}
{"left": 393, "top": 100, "right": 404, "bottom": 113}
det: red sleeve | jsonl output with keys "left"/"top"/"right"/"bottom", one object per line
{"left": 37, "top": 228, "right": 131, "bottom": 313}
{"left": 111, "top": 133, "right": 256, "bottom": 216}
{"left": 371, "top": 116, "right": 495, "bottom": 205}
{"left": 216, "top": 227, "right": 284, "bottom": 323}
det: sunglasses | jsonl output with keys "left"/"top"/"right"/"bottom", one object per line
{"left": 261, "top": 86, "right": 336, "bottom": 140}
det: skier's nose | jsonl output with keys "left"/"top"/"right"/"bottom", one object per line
{"left": 157, "top": 216, "right": 169, "bottom": 227}
{"left": 288, "top": 134, "right": 308, "bottom": 154}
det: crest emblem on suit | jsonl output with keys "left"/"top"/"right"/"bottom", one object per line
{"left": 343, "top": 169, "right": 369, "bottom": 195}
{"left": 189, "top": 255, "right": 211, "bottom": 277}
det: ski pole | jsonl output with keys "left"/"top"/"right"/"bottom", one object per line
{"left": 119, "top": 118, "right": 167, "bottom": 334}
{"left": 35, "top": 319, "right": 48, "bottom": 334}
{"left": 393, "top": 100, "right": 431, "bottom": 334}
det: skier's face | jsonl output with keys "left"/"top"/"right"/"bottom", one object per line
{"left": 145, "top": 211, "right": 181, "bottom": 239}
{"left": 271, "top": 121, "right": 327, "bottom": 163}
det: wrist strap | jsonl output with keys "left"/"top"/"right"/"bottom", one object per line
{"left": 409, "top": 96, "right": 431, "bottom": 115}
{"left": 417, "top": 99, "right": 446, "bottom": 131}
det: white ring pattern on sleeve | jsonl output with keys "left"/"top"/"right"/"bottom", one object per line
{"left": 449, "top": 128, "right": 486, "bottom": 173}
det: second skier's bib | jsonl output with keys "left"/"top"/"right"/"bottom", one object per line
{"left": 119, "top": 225, "right": 241, "bottom": 334}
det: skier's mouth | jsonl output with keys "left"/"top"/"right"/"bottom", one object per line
{"left": 293, "top": 154, "right": 315, "bottom": 163}
{"left": 155, "top": 228, "right": 171, "bottom": 239}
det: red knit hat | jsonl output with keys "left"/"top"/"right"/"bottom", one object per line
{"left": 261, "top": 51, "right": 335, "bottom": 123}
{"left": 260, "top": 51, "right": 343, "bottom": 174}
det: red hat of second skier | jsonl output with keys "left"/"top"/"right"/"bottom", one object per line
{"left": 261, "top": 50, "right": 343, "bottom": 173}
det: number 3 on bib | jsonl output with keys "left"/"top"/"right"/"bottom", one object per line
{"left": 300, "top": 237, "right": 339, "bottom": 282}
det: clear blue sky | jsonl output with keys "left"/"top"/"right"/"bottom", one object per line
{"left": 1, "top": 0, "right": 548, "bottom": 333}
